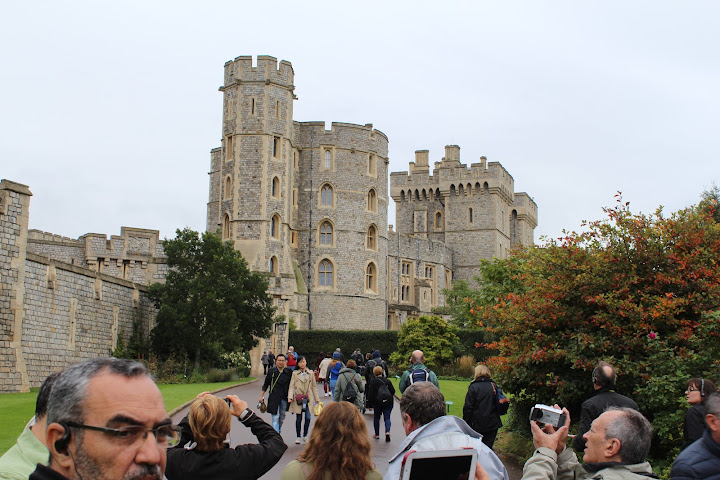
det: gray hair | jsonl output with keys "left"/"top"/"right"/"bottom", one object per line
{"left": 399, "top": 382, "right": 445, "bottom": 427}
{"left": 705, "top": 392, "right": 720, "bottom": 416}
{"left": 604, "top": 407, "right": 652, "bottom": 464}
{"left": 46, "top": 358, "right": 151, "bottom": 425}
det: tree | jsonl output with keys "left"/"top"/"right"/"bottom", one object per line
{"left": 473, "top": 196, "right": 720, "bottom": 456}
{"left": 389, "top": 315, "right": 460, "bottom": 369}
{"left": 148, "top": 228, "right": 275, "bottom": 367}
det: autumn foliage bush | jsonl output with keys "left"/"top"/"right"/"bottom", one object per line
{"left": 473, "top": 195, "right": 720, "bottom": 458}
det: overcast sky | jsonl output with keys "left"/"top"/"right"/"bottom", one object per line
{"left": 2, "top": 1, "right": 718, "bottom": 245}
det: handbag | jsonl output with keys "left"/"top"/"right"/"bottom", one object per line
{"left": 295, "top": 394, "right": 308, "bottom": 405}
{"left": 314, "top": 402, "right": 323, "bottom": 416}
{"left": 257, "top": 400, "right": 267, "bottom": 413}
{"left": 314, "top": 369, "right": 320, "bottom": 382}
{"left": 493, "top": 382, "right": 510, "bottom": 415}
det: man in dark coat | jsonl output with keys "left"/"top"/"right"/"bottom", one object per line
{"left": 572, "top": 361, "right": 639, "bottom": 452}
{"left": 259, "top": 354, "right": 291, "bottom": 433}
{"left": 671, "top": 392, "right": 720, "bottom": 480}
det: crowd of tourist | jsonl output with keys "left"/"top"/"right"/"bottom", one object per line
{"left": 1, "top": 351, "right": 718, "bottom": 480}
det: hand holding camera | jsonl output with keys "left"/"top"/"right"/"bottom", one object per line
{"left": 529, "top": 404, "right": 570, "bottom": 454}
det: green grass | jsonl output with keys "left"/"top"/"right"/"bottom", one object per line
{"left": 389, "top": 377, "right": 511, "bottom": 424}
{"left": 0, "top": 379, "right": 252, "bottom": 456}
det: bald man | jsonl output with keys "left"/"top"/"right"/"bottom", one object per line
{"left": 572, "top": 361, "right": 639, "bottom": 452}
{"left": 398, "top": 350, "right": 439, "bottom": 394}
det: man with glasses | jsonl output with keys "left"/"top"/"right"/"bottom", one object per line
{"left": 671, "top": 392, "right": 720, "bottom": 479}
{"left": 30, "top": 358, "right": 179, "bottom": 480}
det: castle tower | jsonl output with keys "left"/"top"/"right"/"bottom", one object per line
{"left": 206, "top": 56, "right": 298, "bottom": 317}
{"left": 390, "top": 146, "right": 537, "bottom": 286}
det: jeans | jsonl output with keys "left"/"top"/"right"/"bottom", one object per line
{"left": 295, "top": 402, "right": 311, "bottom": 437}
{"left": 330, "top": 379, "right": 337, "bottom": 399}
{"left": 479, "top": 429, "right": 498, "bottom": 449}
{"left": 271, "top": 399, "right": 288, "bottom": 433}
{"left": 373, "top": 405, "right": 392, "bottom": 435}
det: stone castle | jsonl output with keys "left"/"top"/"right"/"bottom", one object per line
{"left": 205, "top": 55, "right": 537, "bottom": 331}
{"left": 0, "top": 55, "right": 536, "bottom": 391}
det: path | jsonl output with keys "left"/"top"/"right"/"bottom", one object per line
{"left": 170, "top": 380, "right": 522, "bottom": 480}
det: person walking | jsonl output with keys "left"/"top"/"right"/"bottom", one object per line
{"left": 366, "top": 365, "right": 395, "bottom": 442}
{"left": 334, "top": 360, "right": 365, "bottom": 411}
{"left": 317, "top": 352, "right": 332, "bottom": 397}
{"left": 261, "top": 351, "right": 269, "bottom": 375}
{"left": 326, "top": 352, "right": 344, "bottom": 399}
{"left": 260, "top": 354, "right": 292, "bottom": 433}
{"left": 462, "top": 364, "right": 506, "bottom": 449}
{"left": 288, "top": 356, "right": 321, "bottom": 445}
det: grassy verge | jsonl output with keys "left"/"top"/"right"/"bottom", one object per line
{"left": 0, "top": 379, "right": 252, "bottom": 456}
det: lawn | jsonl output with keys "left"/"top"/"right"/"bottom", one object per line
{"left": 0, "top": 380, "right": 251, "bottom": 456}
{"left": 389, "top": 377, "right": 511, "bottom": 425}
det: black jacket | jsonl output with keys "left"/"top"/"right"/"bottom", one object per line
{"left": 166, "top": 411, "right": 287, "bottom": 480}
{"left": 572, "top": 386, "right": 639, "bottom": 451}
{"left": 671, "top": 430, "right": 720, "bottom": 480}
{"left": 30, "top": 465, "right": 70, "bottom": 480}
{"left": 366, "top": 376, "right": 395, "bottom": 409}
{"left": 462, "top": 377, "right": 502, "bottom": 434}
{"left": 261, "top": 366, "right": 292, "bottom": 414}
{"left": 683, "top": 403, "right": 707, "bottom": 449}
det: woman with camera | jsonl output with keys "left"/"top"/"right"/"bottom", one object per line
{"left": 288, "top": 356, "right": 321, "bottom": 444}
{"left": 166, "top": 392, "right": 286, "bottom": 480}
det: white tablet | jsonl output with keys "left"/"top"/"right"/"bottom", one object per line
{"left": 400, "top": 448, "right": 478, "bottom": 480}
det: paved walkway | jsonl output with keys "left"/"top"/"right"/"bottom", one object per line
{"left": 170, "top": 380, "right": 522, "bottom": 480}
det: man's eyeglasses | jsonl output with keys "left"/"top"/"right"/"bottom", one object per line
{"left": 67, "top": 422, "right": 181, "bottom": 447}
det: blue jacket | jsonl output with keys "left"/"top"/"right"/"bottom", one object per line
{"left": 671, "top": 430, "right": 720, "bottom": 480}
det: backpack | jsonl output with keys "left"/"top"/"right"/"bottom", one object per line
{"left": 376, "top": 381, "right": 393, "bottom": 408}
{"left": 409, "top": 368, "right": 430, "bottom": 385}
{"left": 342, "top": 373, "right": 358, "bottom": 402}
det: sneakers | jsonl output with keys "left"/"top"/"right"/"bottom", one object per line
{"left": 386, "top": 433, "right": 391, "bottom": 442}
{"left": 373, "top": 434, "right": 380, "bottom": 439}
{"left": 303, "top": 436, "right": 309, "bottom": 443}
{"left": 295, "top": 438, "right": 301, "bottom": 444}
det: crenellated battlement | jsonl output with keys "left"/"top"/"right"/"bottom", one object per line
{"left": 294, "top": 121, "right": 389, "bottom": 157}
{"left": 390, "top": 145, "right": 517, "bottom": 203}
{"left": 222, "top": 55, "right": 294, "bottom": 90}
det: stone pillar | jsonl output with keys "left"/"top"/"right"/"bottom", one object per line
{"left": 0, "top": 180, "right": 33, "bottom": 392}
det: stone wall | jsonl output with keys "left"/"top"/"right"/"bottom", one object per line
{"left": 0, "top": 180, "right": 156, "bottom": 393}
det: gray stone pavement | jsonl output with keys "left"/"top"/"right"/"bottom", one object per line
{"left": 170, "top": 379, "right": 522, "bottom": 480}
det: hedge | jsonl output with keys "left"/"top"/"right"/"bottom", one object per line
{"left": 288, "top": 330, "right": 398, "bottom": 368}
{"left": 288, "top": 328, "right": 495, "bottom": 369}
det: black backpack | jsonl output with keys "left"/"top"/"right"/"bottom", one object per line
{"left": 342, "top": 373, "right": 358, "bottom": 402}
{"left": 376, "top": 381, "right": 393, "bottom": 408}
{"left": 409, "top": 368, "right": 430, "bottom": 384}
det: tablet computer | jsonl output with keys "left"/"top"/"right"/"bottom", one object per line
{"left": 400, "top": 448, "right": 478, "bottom": 480}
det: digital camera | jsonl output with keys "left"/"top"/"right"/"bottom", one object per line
{"left": 529, "top": 404, "right": 566, "bottom": 428}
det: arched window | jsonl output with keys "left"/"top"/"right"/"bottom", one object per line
{"left": 321, "top": 184, "right": 333, "bottom": 207}
{"left": 368, "top": 154, "right": 376, "bottom": 175}
{"left": 400, "top": 191, "right": 406, "bottom": 202}
{"left": 468, "top": 208, "right": 473, "bottom": 224}
{"left": 224, "top": 176, "right": 231, "bottom": 200}
{"left": 271, "top": 214, "right": 280, "bottom": 239}
{"left": 320, "top": 221, "right": 333, "bottom": 245}
{"left": 367, "top": 189, "right": 377, "bottom": 212}
{"left": 222, "top": 214, "right": 230, "bottom": 240}
{"left": 366, "top": 263, "right": 377, "bottom": 292}
{"left": 366, "top": 225, "right": 377, "bottom": 250}
{"left": 269, "top": 256, "right": 278, "bottom": 275}
{"left": 435, "top": 211, "right": 443, "bottom": 231}
{"left": 324, "top": 150, "right": 331, "bottom": 169}
{"left": 319, "top": 259, "right": 333, "bottom": 287}
{"left": 272, "top": 176, "right": 280, "bottom": 198}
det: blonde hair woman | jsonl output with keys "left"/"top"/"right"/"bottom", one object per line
{"left": 280, "top": 401, "right": 381, "bottom": 480}
{"left": 462, "top": 365, "right": 505, "bottom": 449}
{"left": 166, "top": 392, "right": 287, "bottom": 480}
{"left": 288, "top": 356, "right": 321, "bottom": 444}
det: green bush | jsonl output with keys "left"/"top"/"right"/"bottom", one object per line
{"left": 389, "top": 315, "right": 460, "bottom": 370}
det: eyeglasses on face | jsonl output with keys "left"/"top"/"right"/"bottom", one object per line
{"left": 687, "top": 387, "right": 699, "bottom": 392}
{"left": 66, "top": 422, "right": 181, "bottom": 447}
